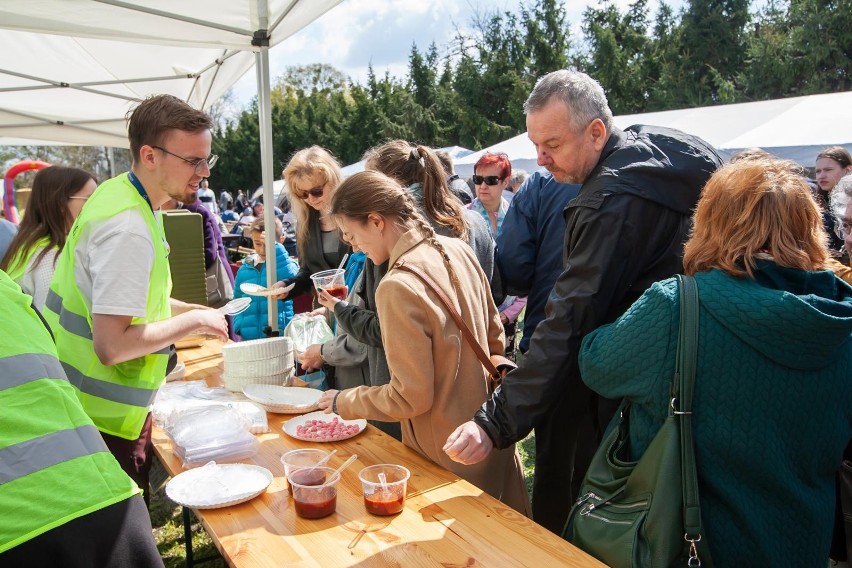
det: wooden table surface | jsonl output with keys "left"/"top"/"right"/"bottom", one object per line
{"left": 152, "top": 340, "right": 606, "bottom": 568}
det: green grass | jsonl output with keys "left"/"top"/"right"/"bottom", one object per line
{"left": 149, "top": 459, "right": 226, "bottom": 567}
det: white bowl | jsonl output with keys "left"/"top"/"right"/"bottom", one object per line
{"left": 222, "top": 369, "right": 294, "bottom": 392}
{"left": 242, "top": 384, "right": 322, "bottom": 413}
{"left": 224, "top": 352, "right": 294, "bottom": 378}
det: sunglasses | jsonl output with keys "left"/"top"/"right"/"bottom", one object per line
{"left": 298, "top": 185, "right": 325, "bottom": 200}
{"left": 472, "top": 175, "right": 502, "bottom": 186}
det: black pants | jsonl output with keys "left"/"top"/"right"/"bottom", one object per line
{"left": 0, "top": 495, "right": 163, "bottom": 568}
{"left": 531, "top": 392, "right": 619, "bottom": 534}
{"left": 101, "top": 413, "right": 154, "bottom": 507}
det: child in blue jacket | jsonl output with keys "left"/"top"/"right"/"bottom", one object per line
{"left": 233, "top": 217, "right": 299, "bottom": 340}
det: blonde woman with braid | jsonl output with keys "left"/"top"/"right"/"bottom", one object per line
{"left": 317, "top": 171, "right": 530, "bottom": 515}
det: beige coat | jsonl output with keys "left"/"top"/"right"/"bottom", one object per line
{"left": 336, "top": 229, "right": 530, "bottom": 515}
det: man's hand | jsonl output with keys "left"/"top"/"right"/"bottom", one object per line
{"left": 443, "top": 421, "right": 494, "bottom": 465}
{"left": 299, "top": 344, "right": 324, "bottom": 372}
{"left": 194, "top": 309, "right": 229, "bottom": 341}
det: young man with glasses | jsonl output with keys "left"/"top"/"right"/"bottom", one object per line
{"left": 43, "top": 95, "right": 229, "bottom": 505}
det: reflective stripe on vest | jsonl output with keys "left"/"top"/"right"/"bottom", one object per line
{"left": 0, "top": 352, "right": 66, "bottom": 391}
{"left": 0, "top": 271, "right": 138, "bottom": 553}
{"left": 42, "top": 173, "right": 172, "bottom": 440}
{"left": 45, "top": 289, "right": 92, "bottom": 339}
{"left": 0, "top": 425, "right": 104, "bottom": 485}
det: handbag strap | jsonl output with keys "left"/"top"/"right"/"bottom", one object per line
{"left": 392, "top": 260, "right": 500, "bottom": 377}
{"left": 675, "top": 274, "right": 705, "bottom": 562}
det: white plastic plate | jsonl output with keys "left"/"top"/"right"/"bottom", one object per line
{"left": 165, "top": 462, "right": 272, "bottom": 509}
{"left": 240, "top": 282, "right": 294, "bottom": 297}
{"left": 218, "top": 297, "right": 252, "bottom": 316}
{"left": 283, "top": 411, "right": 367, "bottom": 442}
{"left": 242, "top": 384, "right": 322, "bottom": 414}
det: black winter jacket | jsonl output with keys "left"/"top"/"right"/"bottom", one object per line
{"left": 475, "top": 125, "right": 721, "bottom": 447}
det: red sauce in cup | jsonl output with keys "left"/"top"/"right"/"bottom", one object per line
{"left": 294, "top": 492, "right": 337, "bottom": 519}
{"left": 364, "top": 494, "right": 405, "bottom": 516}
{"left": 289, "top": 469, "right": 326, "bottom": 486}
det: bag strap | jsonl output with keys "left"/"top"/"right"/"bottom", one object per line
{"left": 675, "top": 274, "right": 705, "bottom": 564}
{"left": 393, "top": 260, "right": 500, "bottom": 377}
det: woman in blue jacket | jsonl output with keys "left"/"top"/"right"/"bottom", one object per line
{"left": 234, "top": 217, "right": 299, "bottom": 340}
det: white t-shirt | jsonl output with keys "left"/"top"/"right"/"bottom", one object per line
{"left": 18, "top": 246, "right": 58, "bottom": 311}
{"left": 73, "top": 208, "right": 156, "bottom": 318}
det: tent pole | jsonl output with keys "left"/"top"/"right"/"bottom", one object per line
{"left": 255, "top": 47, "right": 277, "bottom": 335}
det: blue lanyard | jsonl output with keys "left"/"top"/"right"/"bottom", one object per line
{"left": 127, "top": 171, "right": 153, "bottom": 212}
{"left": 127, "top": 171, "right": 170, "bottom": 257}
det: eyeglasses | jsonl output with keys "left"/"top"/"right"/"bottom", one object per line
{"left": 472, "top": 175, "right": 502, "bottom": 186}
{"left": 68, "top": 196, "right": 90, "bottom": 201}
{"left": 835, "top": 219, "right": 852, "bottom": 239}
{"left": 153, "top": 145, "right": 218, "bottom": 175}
{"left": 297, "top": 185, "right": 325, "bottom": 200}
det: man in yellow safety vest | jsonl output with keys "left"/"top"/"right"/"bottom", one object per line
{"left": 43, "top": 95, "right": 229, "bottom": 502}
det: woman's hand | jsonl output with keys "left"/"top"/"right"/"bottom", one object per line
{"left": 317, "top": 389, "right": 340, "bottom": 414}
{"left": 269, "top": 280, "right": 291, "bottom": 300}
{"left": 316, "top": 288, "right": 341, "bottom": 310}
{"left": 299, "top": 344, "right": 324, "bottom": 372}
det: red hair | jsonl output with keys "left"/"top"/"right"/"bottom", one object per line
{"left": 474, "top": 152, "right": 511, "bottom": 180}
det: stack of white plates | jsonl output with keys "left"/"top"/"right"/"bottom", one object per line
{"left": 221, "top": 336, "right": 294, "bottom": 392}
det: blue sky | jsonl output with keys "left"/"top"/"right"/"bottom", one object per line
{"left": 230, "top": 0, "right": 678, "bottom": 107}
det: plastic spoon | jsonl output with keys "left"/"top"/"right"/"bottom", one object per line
{"left": 302, "top": 449, "right": 337, "bottom": 476}
{"left": 327, "top": 454, "right": 358, "bottom": 484}
{"left": 336, "top": 253, "right": 349, "bottom": 273}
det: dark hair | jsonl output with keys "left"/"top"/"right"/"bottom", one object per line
{"left": 363, "top": 140, "right": 468, "bottom": 240}
{"left": 0, "top": 166, "right": 96, "bottom": 272}
{"left": 126, "top": 95, "right": 213, "bottom": 165}
{"left": 816, "top": 146, "right": 852, "bottom": 169}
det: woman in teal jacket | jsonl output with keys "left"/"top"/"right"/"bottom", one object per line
{"left": 579, "top": 157, "right": 852, "bottom": 567}
{"left": 234, "top": 217, "right": 299, "bottom": 340}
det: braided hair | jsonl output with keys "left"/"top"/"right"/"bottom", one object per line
{"left": 331, "top": 170, "right": 461, "bottom": 292}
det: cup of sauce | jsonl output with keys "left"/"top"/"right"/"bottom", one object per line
{"left": 358, "top": 464, "right": 410, "bottom": 516}
{"left": 288, "top": 466, "right": 339, "bottom": 519}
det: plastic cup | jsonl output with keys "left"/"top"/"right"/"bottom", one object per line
{"left": 287, "top": 466, "right": 339, "bottom": 519}
{"left": 281, "top": 448, "right": 329, "bottom": 479}
{"left": 358, "top": 464, "right": 410, "bottom": 516}
{"left": 310, "top": 269, "right": 347, "bottom": 300}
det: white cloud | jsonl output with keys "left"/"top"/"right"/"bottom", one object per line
{"left": 230, "top": 0, "right": 678, "bottom": 107}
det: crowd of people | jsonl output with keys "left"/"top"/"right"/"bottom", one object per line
{"left": 1, "top": 69, "right": 851, "bottom": 566}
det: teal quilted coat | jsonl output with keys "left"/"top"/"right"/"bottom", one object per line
{"left": 580, "top": 261, "right": 852, "bottom": 567}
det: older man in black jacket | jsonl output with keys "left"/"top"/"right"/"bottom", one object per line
{"left": 444, "top": 69, "right": 721, "bottom": 533}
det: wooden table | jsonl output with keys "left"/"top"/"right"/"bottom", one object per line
{"left": 152, "top": 340, "right": 606, "bottom": 568}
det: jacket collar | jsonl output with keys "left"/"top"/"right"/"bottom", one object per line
{"left": 388, "top": 226, "right": 426, "bottom": 268}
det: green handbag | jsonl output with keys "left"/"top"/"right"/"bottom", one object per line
{"left": 563, "top": 275, "right": 711, "bottom": 567}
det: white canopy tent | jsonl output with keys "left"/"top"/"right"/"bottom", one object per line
{"left": 0, "top": 0, "right": 342, "bottom": 333}
{"left": 454, "top": 91, "right": 852, "bottom": 176}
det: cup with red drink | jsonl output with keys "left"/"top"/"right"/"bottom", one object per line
{"left": 310, "top": 269, "right": 347, "bottom": 300}
{"left": 358, "top": 464, "right": 409, "bottom": 516}
{"left": 287, "top": 466, "right": 340, "bottom": 519}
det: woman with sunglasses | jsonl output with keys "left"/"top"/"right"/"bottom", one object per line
{"left": 468, "top": 153, "right": 526, "bottom": 353}
{"left": 0, "top": 166, "right": 97, "bottom": 310}
{"left": 275, "top": 146, "right": 351, "bottom": 304}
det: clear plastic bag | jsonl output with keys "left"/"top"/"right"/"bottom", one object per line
{"left": 283, "top": 314, "right": 334, "bottom": 353}
{"left": 165, "top": 405, "right": 259, "bottom": 468}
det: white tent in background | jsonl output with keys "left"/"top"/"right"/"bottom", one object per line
{"left": 454, "top": 134, "right": 540, "bottom": 177}
{"left": 0, "top": 0, "right": 342, "bottom": 333}
{"left": 340, "top": 145, "right": 475, "bottom": 177}
{"left": 454, "top": 91, "right": 852, "bottom": 176}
